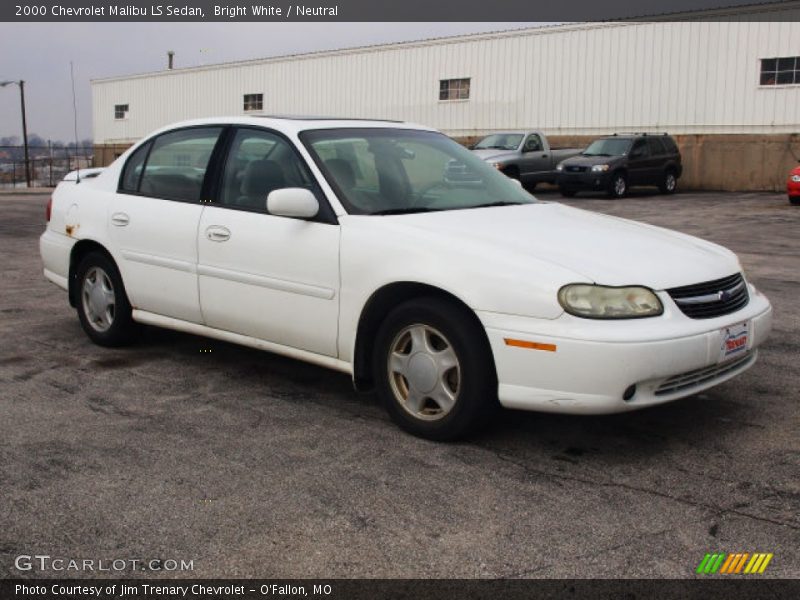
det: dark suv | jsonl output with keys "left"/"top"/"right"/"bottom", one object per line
{"left": 556, "top": 133, "right": 682, "bottom": 198}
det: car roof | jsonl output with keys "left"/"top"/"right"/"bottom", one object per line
{"left": 145, "top": 115, "right": 437, "bottom": 138}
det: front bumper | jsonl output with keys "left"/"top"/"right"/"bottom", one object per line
{"left": 479, "top": 285, "right": 773, "bottom": 414}
{"left": 557, "top": 170, "right": 612, "bottom": 191}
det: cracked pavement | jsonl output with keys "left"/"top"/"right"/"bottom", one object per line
{"left": 0, "top": 190, "right": 797, "bottom": 579}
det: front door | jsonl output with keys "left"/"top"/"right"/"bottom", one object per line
{"left": 197, "top": 127, "right": 340, "bottom": 357}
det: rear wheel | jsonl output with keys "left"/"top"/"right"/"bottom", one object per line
{"left": 374, "top": 297, "right": 497, "bottom": 441}
{"left": 790, "top": 196, "right": 800, "bottom": 206}
{"left": 608, "top": 172, "right": 627, "bottom": 198}
{"left": 76, "top": 252, "right": 137, "bottom": 346}
{"left": 659, "top": 169, "right": 678, "bottom": 194}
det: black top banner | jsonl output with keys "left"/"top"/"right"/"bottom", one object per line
{"left": 3, "top": 0, "right": 800, "bottom": 22}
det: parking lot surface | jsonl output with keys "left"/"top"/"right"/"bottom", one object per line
{"left": 0, "top": 190, "right": 798, "bottom": 578}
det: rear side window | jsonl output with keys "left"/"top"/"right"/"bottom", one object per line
{"left": 663, "top": 137, "right": 679, "bottom": 154}
{"left": 119, "top": 142, "right": 151, "bottom": 193}
{"left": 138, "top": 127, "right": 222, "bottom": 202}
{"left": 646, "top": 138, "right": 667, "bottom": 156}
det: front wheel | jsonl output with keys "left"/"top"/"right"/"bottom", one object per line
{"left": 608, "top": 172, "right": 627, "bottom": 198}
{"left": 374, "top": 297, "right": 498, "bottom": 441}
{"left": 76, "top": 252, "right": 137, "bottom": 346}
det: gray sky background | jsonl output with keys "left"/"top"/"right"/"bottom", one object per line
{"left": 0, "top": 22, "right": 539, "bottom": 143}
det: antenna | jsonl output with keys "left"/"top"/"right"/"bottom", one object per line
{"left": 70, "top": 61, "right": 81, "bottom": 184}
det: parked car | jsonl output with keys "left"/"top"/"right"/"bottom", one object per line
{"left": 556, "top": 133, "right": 682, "bottom": 198}
{"left": 41, "top": 117, "right": 771, "bottom": 441}
{"left": 788, "top": 162, "right": 800, "bottom": 205}
{"left": 470, "top": 130, "right": 582, "bottom": 189}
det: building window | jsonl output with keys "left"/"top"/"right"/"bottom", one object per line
{"left": 760, "top": 57, "right": 800, "bottom": 86}
{"left": 114, "top": 104, "right": 129, "bottom": 120}
{"left": 243, "top": 93, "right": 264, "bottom": 112}
{"left": 439, "top": 78, "right": 470, "bottom": 101}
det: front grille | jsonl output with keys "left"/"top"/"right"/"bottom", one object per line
{"left": 654, "top": 352, "right": 755, "bottom": 396}
{"left": 667, "top": 273, "right": 749, "bottom": 319}
{"left": 565, "top": 165, "right": 587, "bottom": 173}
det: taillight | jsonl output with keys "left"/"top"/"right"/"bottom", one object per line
{"left": 46, "top": 197, "right": 52, "bottom": 222}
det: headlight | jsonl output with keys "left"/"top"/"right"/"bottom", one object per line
{"left": 556, "top": 163, "right": 564, "bottom": 171}
{"left": 791, "top": 174, "right": 800, "bottom": 182}
{"left": 558, "top": 284, "right": 663, "bottom": 319}
{"left": 491, "top": 162, "right": 503, "bottom": 170}
{"left": 591, "top": 164, "right": 610, "bottom": 172}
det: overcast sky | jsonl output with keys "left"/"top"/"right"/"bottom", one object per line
{"left": 0, "top": 22, "right": 539, "bottom": 143}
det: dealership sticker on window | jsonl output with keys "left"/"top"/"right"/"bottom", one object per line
{"left": 719, "top": 321, "right": 749, "bottom": 363}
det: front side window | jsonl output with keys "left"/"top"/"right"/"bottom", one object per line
{"left": 114, "top": 104, "right": 129, "bottom": 120}
{"left": 760, "top": 56, "right": 800, "bottom": 86}
{"left": 302, "top": 128, "right": 534, "bottom": 215}
{"left": 523, "top": 134, "right": 543, "bottom": 152}
{"left": 243, "top": 93, "right": 264, "bottom": 112}
{"left": 220, "top": 128, "right": 316, "bottom": 211}
{"left": 439, "top": 78, "right": 470, "bottom": 101}
{"left": 138, "top": 127, "right": 222, "bottom": 202}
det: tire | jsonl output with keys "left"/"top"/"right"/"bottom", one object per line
{"left": 559, "top": 187, "right": 577, "bottom": 198}
{"left": 76, "top": 251, "right": 137, "bottom": 347}
{"left": 790, "top": 196, "right": 800, "bottom": 206}
{"left": 659, "top": 169, "right": 678, "bottom": 194}
{"left": 608, "top": 172, "right": 627, "bottom": 198}
{"left": 373, "top": 297, "right": 498, "bottom": 441}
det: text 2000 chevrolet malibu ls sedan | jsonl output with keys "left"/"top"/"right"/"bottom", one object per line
{"left": 40, "top": 117, "right": 772, "bottom": 440}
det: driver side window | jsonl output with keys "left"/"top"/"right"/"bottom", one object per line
{"left": 220, "top": 128, "right": 315, "bottom": 212}
{"left": 523, "top": 134, "right": 542, "bottom": 152}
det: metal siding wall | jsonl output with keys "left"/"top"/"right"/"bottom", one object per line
{"left": 92, "top": 21, "right": 800, "bottom": 144}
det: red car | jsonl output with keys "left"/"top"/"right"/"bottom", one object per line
{"left": 789, "top": 163, "right": 800, "bottom": 205}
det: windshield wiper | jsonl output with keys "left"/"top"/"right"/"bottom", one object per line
{"left": 370, "top": 207, "right": 444, "bottom": 216}
{"left": 465, "top": 201, "right": 525, "bottom": 209}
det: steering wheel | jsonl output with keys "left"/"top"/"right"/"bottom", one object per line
{"left": 411, "top": 181, "right": 451, "bottom": 207}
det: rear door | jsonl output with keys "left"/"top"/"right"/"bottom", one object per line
{"left": 627, "top": 139, "right": 651, "bottom": 185}
{"left": 110, "top": 126, "right": 224, "bottom": 323}
{"left": 197, "top": 127, "right": 340, "bottom": 356}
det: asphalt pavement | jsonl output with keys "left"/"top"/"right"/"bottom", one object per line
{"left": 0, "top": 190, "right": 797, "bottom": 579}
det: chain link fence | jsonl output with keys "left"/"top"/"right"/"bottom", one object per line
{"left": 0, "top": 145, "right": 93, "bottom": 188}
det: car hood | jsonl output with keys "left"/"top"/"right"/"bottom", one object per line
{"left": 381, "top": 203, "right": 740, "bottom": 290}
{"left": 471, "top": 149, "right": 518, "bottom": 162}
{"left": 562, "top": 154, "right": 625, "bottom": 167}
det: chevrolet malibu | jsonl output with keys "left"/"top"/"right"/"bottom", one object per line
{"left": 40, "top": 117, "right": 773, "bottom": 440}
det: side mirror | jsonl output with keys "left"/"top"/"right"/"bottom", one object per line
{"left": 266, "top": 188, "right": 319, "bottom": 219}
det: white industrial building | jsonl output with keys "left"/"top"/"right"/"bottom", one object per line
{"left": 91, "top": 2, "right": 800, "bottom": 190}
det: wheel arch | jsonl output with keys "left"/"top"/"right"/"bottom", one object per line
{"left": 68, "top": 239, "right": 116, "bottom": 308}
{"left": 351, "top": 282, "right": 496, "bottom": 392}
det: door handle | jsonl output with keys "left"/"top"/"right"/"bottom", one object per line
{"left": 110, "top": 212, "right": 129, "bottom": 226}
{"left": 205, "top": 226, "right": 231, "bottom": 242}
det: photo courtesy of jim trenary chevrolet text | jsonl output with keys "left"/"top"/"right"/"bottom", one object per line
{"left": 0, "top": 1, "right": 798, "bottom": 599}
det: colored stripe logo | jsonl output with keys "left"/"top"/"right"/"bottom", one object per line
{"left": 696, "top": 553, "right": 773, "bottom": 574}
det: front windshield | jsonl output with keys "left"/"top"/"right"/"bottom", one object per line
{"left": 583, "top": 138, "right": 632, "bottom": 157}
{"left": 301, "top": 128, "right": 535, "bottom": 215}
{"left": 473, "top": 133, "right": 523, "bottom": 151}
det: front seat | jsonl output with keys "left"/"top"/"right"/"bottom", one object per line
{"left": 325, "top": 158, "right": 356, "bottom": 191}
{"left": 238, "top": 159, "right": 285, "bottom": 210}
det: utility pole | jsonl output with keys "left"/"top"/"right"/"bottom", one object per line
{"left": 0, "top": 80, "right": 31, "bottom": 187}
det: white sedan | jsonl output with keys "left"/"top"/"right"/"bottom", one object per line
{"left": 40, "top": 117, "right": 772, "bottom": 440}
